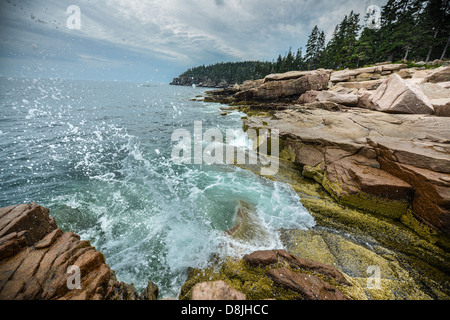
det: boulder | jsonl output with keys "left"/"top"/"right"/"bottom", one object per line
{"left": 180, "top": 249, "right": 353, "bottom": 301}
{"left": 322, "top": 155, "right": 414, "bottom": 220}
{"left": 235, "top": 70, "right": 330, "bottom": 101}
{"left": 437, "top": 82, "right": 450, "bottom": 89}
{"left": 237, "top": 79, "right": 264, "bottom": 91}
{"left": 412, "top": 69, "right": 433, "bottom": 80}
{"left": 298, "top": 90, "right": 320, "bottom": 104}
{"left": 396, "top": 68, "right": 415, "bottom": 79}
{"left": 406, "top": 78, "right": 426, "bottom": 85}
{"left": 191, "top": 281, "right": 246, "bottom": 300}
{"left": 419, "top": 83, "right": 450, "bottom": 100}
{"left": 0, "top": 203, "right": 157, "bottom": 300}
{"left": 266, "top": 268, "right": 350, "bottom": 300}
{"left": 330, "top": 79, "right": 385, "bottom": 91}
{"left": 316, "top": 91, "right": 359, "bottom": 107}
{"left": 424, "top": 66, "right": 450, "bottom": 83}
{"left": 243, "top": 249, "right": 351, "bottom": 285}
{"left": 356, "top": 88, "right": 376, "bottom": 109}
{"left": 330, "top": 64, "right": 406, "bottom": 84}
{"left": 225, "top": 201, "right": 272, "bottom": 246}
{"left": 330, "top": 66, "right": 382, "bottom": 83}
{"left": 431, "top": 98, "right": 450, "bottom": 117}
{"left": 356, "top": 72, "right": 381, "bottom": 82}
{"left": 367, "top": 137, "right": 450, "bottom": 234}
{"left": 369, "top": 74, "right": 435, "bottom": 114}
{"left": 381, "top": 64, "right": 408, "bottom": 71}
{"left": 139, "top": 281, "right": 159, "bottom": 300}
{"left": 264, "top": 70, "right": 331, "bottom": 82}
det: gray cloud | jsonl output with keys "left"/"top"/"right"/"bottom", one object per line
{"left": 215, "top": 0, "right": 226, "bottom": 6}
{"left": 0, "top": 0, "right": 388, "bottom": 81}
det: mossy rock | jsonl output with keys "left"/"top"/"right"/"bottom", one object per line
{"left": 278, "top": 228, "right": 440, "bottom": 300}
{"left": 179, "top": 258, "right": 302, "bottom": 300}
{"left": 226, "top": 201, "right": 273, "bottom": 247}
{"left": 401, "top": 209, "right": 450, "bottom": 252}
{"left": 339, "top": 192, "right": 410, "bottom": 220}
{"left": 321, "top": 175, "right": 410, "bottom": 220}
{"left": 302, "top": 162, "right": 325, "bottom": 184}
{"left": 236, "top": 151, "right": 450, "bottom": 298}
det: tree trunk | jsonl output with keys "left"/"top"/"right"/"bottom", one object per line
{"left": 403, "top": 46, "right": 410, "bottom": 61}
{"left": 426, "top": 28, "right": 439, "bottom": 63}
{"left": 441, "top": 36, "right": 450, "bottom": 60}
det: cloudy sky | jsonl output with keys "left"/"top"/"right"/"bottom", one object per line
{"left": 0, "top": 0, "right": 387, "bottom": 83}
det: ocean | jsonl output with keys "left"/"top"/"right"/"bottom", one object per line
{"left": 0, "top": 77, "right": 315, "bottom": 298}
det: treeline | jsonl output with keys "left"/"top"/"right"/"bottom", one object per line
{"left": 306, "top": 0, "right": 449, "bottom": 70}
{"left": 176, "top": 0, "right": 449, "bottom": 85}
{"left": 179, "top": 61, "right": 263, "bottom": 85}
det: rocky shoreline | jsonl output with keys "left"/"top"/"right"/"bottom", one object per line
{"left": 185, "top": 62, "right": 450, "bottom": 299}
{"left": 205, "top": 63, "right": 450, "bottom": 239}
{"left": 170, "top": 76, "right": 230, "bottom": 89}
{"left": 1, "top": 63, "right": 449, "bottom": 300}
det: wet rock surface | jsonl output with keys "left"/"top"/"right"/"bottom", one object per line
{"left": 0, "top": 203, "right": 158, "bottom": 300}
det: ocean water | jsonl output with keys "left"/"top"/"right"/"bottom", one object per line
{"left": 0, "top": 77, "right": 315, "bottom": 298}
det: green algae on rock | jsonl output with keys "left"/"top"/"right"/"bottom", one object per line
{"left": 182, "top": 64, "right": 450, "bottom": 301}
{"left": 179, "top": 252, "right": 351, "bottom": 301}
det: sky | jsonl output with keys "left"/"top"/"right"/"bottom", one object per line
{"left": 0, "top": 0, "right": 387, "bottom": 83}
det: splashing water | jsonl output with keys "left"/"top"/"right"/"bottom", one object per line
{"left": 0, "top": 77, "right": 315, "bottom": 298}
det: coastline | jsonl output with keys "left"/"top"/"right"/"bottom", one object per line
{"left": 1, "top": 62, "right": 449, "bottom": 300}
{"left": 179, "top": 62, "right": 450, "bottom": 300}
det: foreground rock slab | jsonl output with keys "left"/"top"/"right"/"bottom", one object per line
{"left": 180, "top": 250, "right": 352, "bottom": 300}
{"left": 0, "top": 203, "right": 157, "bottom": 300}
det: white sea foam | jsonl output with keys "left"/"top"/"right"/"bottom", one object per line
{"left": 2, "top": 79, "right": 315, "bottom": 299}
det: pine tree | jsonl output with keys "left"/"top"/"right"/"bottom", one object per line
{"left": 379, "top": 0, "right": 423, "bottom": 62}
{"left": 320, "top": 25, "right": 340, "bottom": 69}
{"left": 305, "top": 26, "right": 319, "bottom": 70}
{"left": 420, "top": 0, "right": 450, "bottom": 62}
{"left": 321, "top": 12, "right": 361, "bottom": 69}
{"left": 355, "top": 27, "right": 379, "bottom": 67}
{"left": 283, "top": 48, "right": 295, "bottom": 72}
{"left": 340, "top": 11, "right": 362, "bottom": 68}
{"left": 305, "top": 26, "right": 326, "bottom": 70}
{"left": 294, "top": 48, "right": 304, "bottom": 70}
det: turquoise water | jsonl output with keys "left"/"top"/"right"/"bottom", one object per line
{"left": 0, "top": 77, "right": 315, "bottom": 298}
